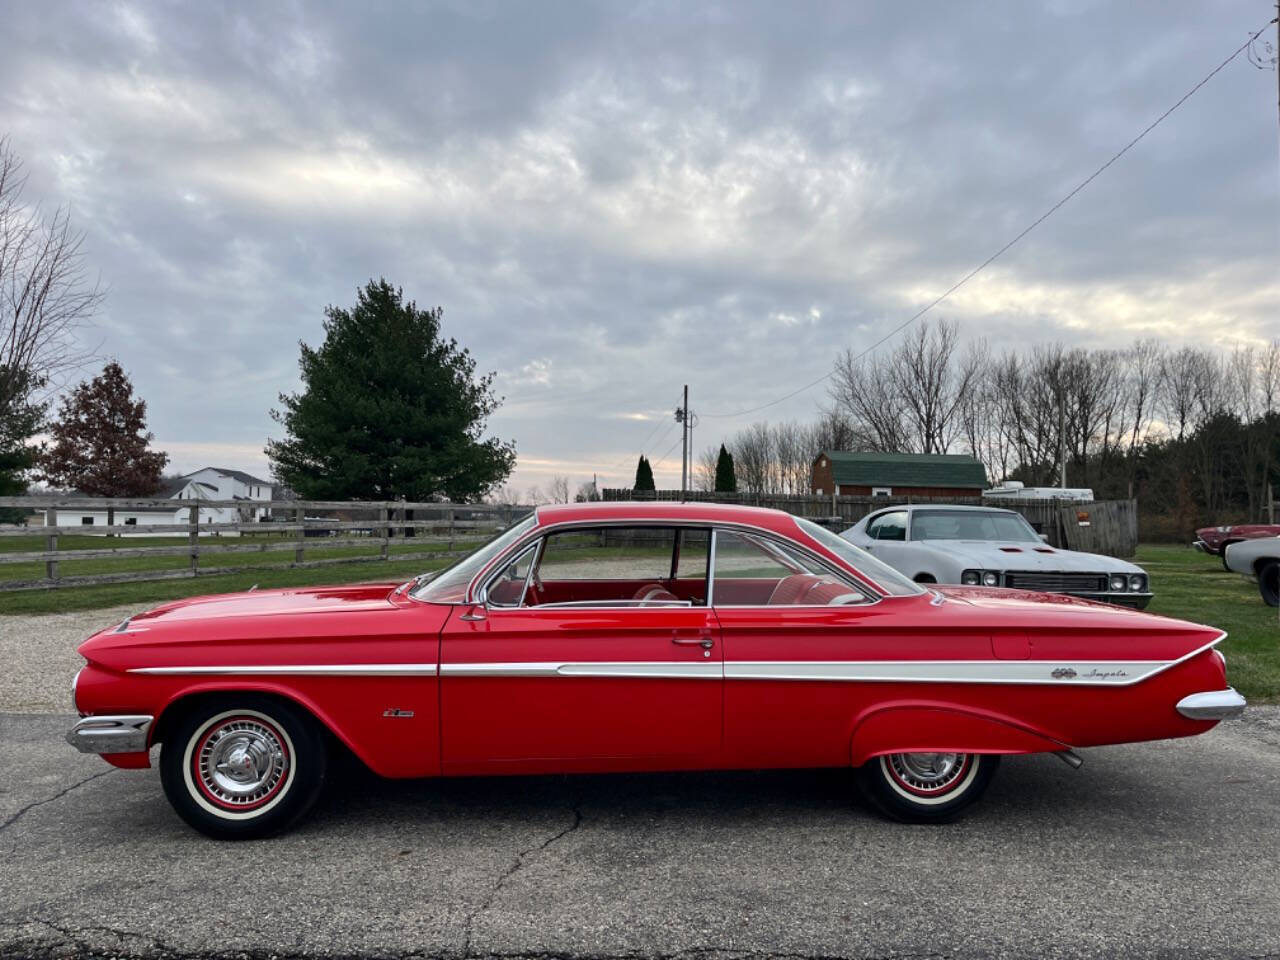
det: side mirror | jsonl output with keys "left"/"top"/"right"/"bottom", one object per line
{"left": 1039, "top": 534, "right": 1050, "bottom": 543}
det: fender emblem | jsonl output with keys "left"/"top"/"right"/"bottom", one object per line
{"left": 382, "top": 708, "right": 415, "bottom": 718}
{"left": 1051, "top": 668, "right": 1078, "bottom": 680}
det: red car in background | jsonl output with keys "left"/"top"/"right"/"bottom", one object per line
{"left": 67, "top": 502, "right": 1244, "bottom": 839}
{"left": 1194, "top": 523, "right": 1280, "bottom": 568}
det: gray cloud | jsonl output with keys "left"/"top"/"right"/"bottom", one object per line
{"left": 2, "top": 0, "right": 1276, "bottom": 490}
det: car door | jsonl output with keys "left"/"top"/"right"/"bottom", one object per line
{"left": 861, "top": 509, "right": 910, "bottom": 572}
{"left": 708, "top": 527, "right": 886, "bottom": 768}
{"left": 438, "top": 525, "right": 723, "bottom": 771}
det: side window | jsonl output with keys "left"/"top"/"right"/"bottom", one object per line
{"left": 712, "top": 530, "right": 868, "bottom": 607}
{"left": 873, "top": 510, "right": 907, "bottom": 541}
{"left": 673, "top": 529, "right": 710, "bottom": 580}
{"left": 532, "top": 526, "right": 703, "bottom": 606}
{"left": 864, "top": 513, "right": 886, "bottom": 539}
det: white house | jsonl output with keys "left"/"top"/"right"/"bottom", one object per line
{"left": 57, "top": 467, "right": 274, "bottom": 535}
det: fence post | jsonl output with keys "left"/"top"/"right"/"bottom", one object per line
{"left": 188, "top": 503, "right": 199, "bottom": 576}
{"left": 44, "top": 508, "right": 58, "bottom": 583}
{"left": 379, "top": 507, "right": 389, "bottom": 561}
{"left": 294, "top": 506, "right": 305, "bottom": 565}
{"left": 1269, "top": 483, "right": 1275, "bottom": 525}
{"left": 447, "top": 507, "right": 455, "bottom": 552}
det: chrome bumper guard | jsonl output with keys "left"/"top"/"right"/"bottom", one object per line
{"left": 65, "top": 715, "right": 154, "bottom": 754}
{"left": 1176, "top": 689, "right": 1246, "bottom": 721}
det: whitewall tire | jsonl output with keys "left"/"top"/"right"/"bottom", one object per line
{"left": 855, "top": 752, "right": 998, "bottom": 823}
{"left": 160, "top": 696, "right": 327, "bottom": 839}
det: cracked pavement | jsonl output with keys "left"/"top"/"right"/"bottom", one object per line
{"left": 2, "top": 711, "right": 1279, "bottom": 959}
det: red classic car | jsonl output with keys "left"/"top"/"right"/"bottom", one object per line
{"left": 67, "top": 502, "right": 1244, "bottom": 839}
{"left": 1194, "top": 523, "right": 1280, "bottom": 568}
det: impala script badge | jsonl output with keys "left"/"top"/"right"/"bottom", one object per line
{"left": 1051, "top": 668, "right": 1078, "bottom": 680}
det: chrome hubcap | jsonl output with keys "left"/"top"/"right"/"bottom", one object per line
{"left": 196, "top": 718, "right": 289, "bottom": 807}
{"left": 887, "top": 752, "right": 969, "bottom": 794}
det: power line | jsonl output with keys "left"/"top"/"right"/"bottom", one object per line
{"left": 703, "top": 17, "right": 1278, "bottom": 421}
{"left": 650, "top": 430, "right": 686, "bottom": 473}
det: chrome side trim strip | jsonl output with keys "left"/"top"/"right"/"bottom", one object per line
{"left": 725, "top": 660, "right": 1163, "bottom": 686}
{"left": 128, "top": 664, "right": 439, "bottom": 676}
{"left": 441, "top": 661, "right": 723, "bottom": 679}
{"left": 1176, "top": 687, "right": 1246, "bottom": 720}
{"left": 65, "top": 714, "right": 153, "bottom": 754}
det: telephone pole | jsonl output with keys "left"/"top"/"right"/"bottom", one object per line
{"left": 678, "top": 385, "right": 689, "bottom": 500}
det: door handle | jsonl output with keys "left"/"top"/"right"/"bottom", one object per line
{"left": 671, "top": 631, "right": 714, "bottom": 650}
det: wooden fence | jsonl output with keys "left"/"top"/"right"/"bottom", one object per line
{"left": 0, "top": 496, "right": 531, "bottom": 592}
{"left": 601, "top": 488, "right": 1138, "bottom": 557}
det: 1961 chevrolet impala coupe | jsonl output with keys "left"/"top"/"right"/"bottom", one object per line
{"left": 67, "top": 502, "right": 1245, "bottom": 839}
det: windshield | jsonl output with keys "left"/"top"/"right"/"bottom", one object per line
{"left": 410, "top": 513, "right": 537, "bottom": 604}
{"left": 910, "top": 509, "right": 1040, "bottom": 543}
{"left": 795, "top": 517, "right": 924, "bottom": 597}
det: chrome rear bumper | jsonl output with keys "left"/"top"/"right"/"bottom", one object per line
{"left": 65, "top": 715, "right": 154, "bottom": 754}
{"left": 1176, "top": 689, "right": 1246, "bottom": 721}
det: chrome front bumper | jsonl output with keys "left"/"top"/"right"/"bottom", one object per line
{"left": 1176, "top": 688, "right": 1246, "bottom": 721}
{"left": 65, "top": 715, "right": 154, "bottom": 754}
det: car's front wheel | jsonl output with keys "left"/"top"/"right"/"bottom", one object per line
{"left": 160, "top": 697, "right": 328, "bottom": 839}
{"left": 1258, "top": 561, "right": 1280, "bottom": 607}
{"left": 1220, "top": 543, "right": 1239, "bottom": 572}
{"left": 855, "top": 752, "right": 998, "bottom": 823}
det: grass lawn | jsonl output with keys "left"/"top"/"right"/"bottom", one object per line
{"left": 2, "top": 539, "right": 1274, "bottom": 702}
{"left": 1136, "top": 544, "right": 1278, "bottom": 703}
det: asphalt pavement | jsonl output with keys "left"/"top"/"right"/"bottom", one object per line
{"left": 2, "top": 709, "right": 1279, "bottom": 960}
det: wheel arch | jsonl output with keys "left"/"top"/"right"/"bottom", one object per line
{"left": 848, "top": 700, "right": 1071, "bottom": 767}
{"left": 151, "top": 684, "right": 368, "bottom": 770}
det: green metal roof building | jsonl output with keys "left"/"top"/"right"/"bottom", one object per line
{"left": 811, "top": 451, "right": 988, "bottom": 498}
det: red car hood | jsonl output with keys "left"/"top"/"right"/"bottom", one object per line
{"left": 76, "top": 582, "right": 442, "bottom": 669}
{"left": 119, "top": 583, "right": 404, "bottom": 625}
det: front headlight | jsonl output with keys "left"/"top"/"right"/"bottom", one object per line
{"left": 1217, "top": 526, "right": 1230, "bottom": 533}
{"left": 1128, "top": 574, "right": 1145, "bottom": 592}
{"left": 961, "top": 570, "right": 981, "bottom": 585}
{"left": 1109, "top": 574, "right": 1127, "bottom": 592}
{"left": 982, "top": 571, "right": 1000, "bottom": 587}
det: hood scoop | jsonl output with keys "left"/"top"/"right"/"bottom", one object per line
{"left": 999, "top": 547, "right": 1023, "bottom": 553}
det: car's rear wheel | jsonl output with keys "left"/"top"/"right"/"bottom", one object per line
{"left": 160, "top": 696, "right": 327, "bottom": 839}
{"left": 1258, "top": 561, "right": 1280, "bottom": 607}
{"left": 855, "top": 752, "right": 998, "bottom": 823}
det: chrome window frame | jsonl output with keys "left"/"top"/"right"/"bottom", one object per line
{"left": 480, "top": 540, "right": 543, "bottom": 609}
{"left": 706, "top": 527, "right": 878, "bottom": 609}
{"left": 466, "top": 517, "right": 891, "bottom": 608}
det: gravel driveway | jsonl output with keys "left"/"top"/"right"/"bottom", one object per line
{"left": 0, "top": 605, "right": 132, "bottom": 712}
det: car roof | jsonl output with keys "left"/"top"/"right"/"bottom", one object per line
{"left": 534, "top": 500, "right": 802, "bottom": 536}
{"left": 867, "top": 504, "right": 1016, "bottom": 515}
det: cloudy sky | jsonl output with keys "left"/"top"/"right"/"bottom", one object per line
{"left": 3, "top": 0, "right": 1277, "bottom": 494}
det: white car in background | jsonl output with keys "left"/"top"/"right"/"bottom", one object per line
{"left": 1223, "top": 537, "right": 1280, "bottom": 606}
{"left": 841, "top": 504, "right": 1152, "bottom": 608}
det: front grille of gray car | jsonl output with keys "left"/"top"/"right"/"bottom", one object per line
{"left": 1002, "top": 572, "right": 1110, "bottom": 593}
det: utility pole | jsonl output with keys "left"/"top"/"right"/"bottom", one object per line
{"left": 677, "top": 385, "right": 689, "bottom": 500}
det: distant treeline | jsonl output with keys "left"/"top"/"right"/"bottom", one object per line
{"left": 696, "top": 320, "right": 1279, "bottom": 540}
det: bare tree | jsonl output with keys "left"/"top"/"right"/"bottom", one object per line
{"left": 730, "top": 422, "right": 776, "bottom": 495}
{"left": 1159, "top": 348, "right": 1202, "bottom": 442}
{"left": 547, "top": 475, "right": 571, "bottom": 504}
{"left": 0, "top": 137, "right": 101, "bottom": 410}
{"left": 525, "top": 485, "right": 545, "bottom": 505}
{"left": 693, "top": 445, "right": 718, "bottom": 492}
{"left": 487, "top": 484, "right": 522, "bottom": 506}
